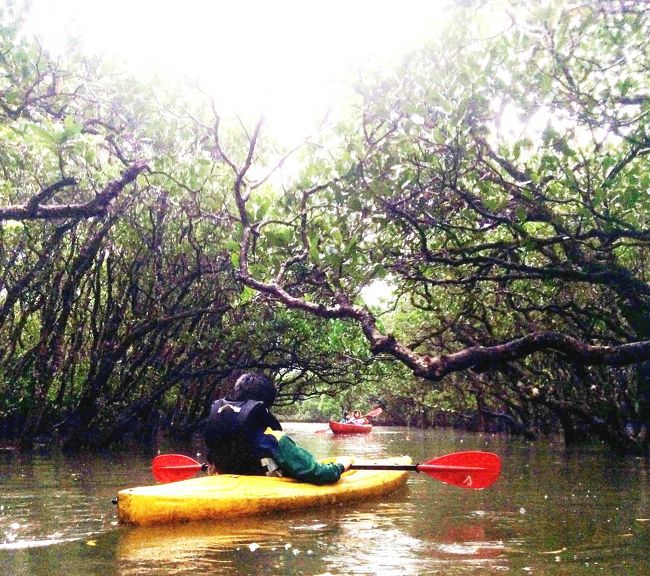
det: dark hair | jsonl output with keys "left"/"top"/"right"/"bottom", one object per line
{"left": 229, "top": 373, "right": 277, "bottom": 408}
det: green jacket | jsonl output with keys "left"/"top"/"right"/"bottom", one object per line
{"left": 267, "top": 433, "right": 345, "bottom": 485}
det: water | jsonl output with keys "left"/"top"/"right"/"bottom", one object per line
{"left": 2, "top": 424, "right": 649, "bottom": 575}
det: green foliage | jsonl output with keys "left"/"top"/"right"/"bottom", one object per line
{"left": 1, "top": 0, "right": 649, "bottom": 452}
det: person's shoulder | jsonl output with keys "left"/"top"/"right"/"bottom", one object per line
{"left": 244, "top": 401, "right": 283, "bottom": 428}
{"left": 240, "top": 399, "right": 267, "bottom": 418}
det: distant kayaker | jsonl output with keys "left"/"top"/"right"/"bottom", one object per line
{"left": 352, "top": 410, "right": 369, "bottom": 425}
{"left": 204, "top": 373, "right": 353, "bottom": 485}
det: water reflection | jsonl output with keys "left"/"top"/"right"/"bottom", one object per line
{"left": 435, "top": 522, "right": 505, "bottom": 560}
{"left": 115, "top": 506, "right": 437, "bottom": 576}
{"left": 0, "top": 450, "right": 144, "bottom": 553}
{"left": 117, "top": 518, "right": 298, "bottom": 574}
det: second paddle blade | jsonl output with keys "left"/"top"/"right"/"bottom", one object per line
{"left": 418, "top": 451, "right": 502, "bottom": 490}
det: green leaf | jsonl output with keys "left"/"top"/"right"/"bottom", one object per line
{"left": 516, "top": 206, "right": 527, "bottom": 222}
{"left": 239, "top": 286, "right": 255, "bottom": 303}
{"left": 308, "top": 232, "right": 320, "bottom": 261}
{"left": 63, "top": 116, "right": 83, "bottom": 138}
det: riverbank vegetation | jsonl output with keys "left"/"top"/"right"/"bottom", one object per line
{"left": 1, "top": 0, "right": 649, "bottom": 453}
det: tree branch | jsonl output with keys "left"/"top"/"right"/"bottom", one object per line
{"left": 0, "top": 161, "right": 148, "bottom": 221}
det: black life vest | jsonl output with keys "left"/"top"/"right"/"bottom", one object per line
{"left": 203, "top": 398, "right": 281, "bottom": 475}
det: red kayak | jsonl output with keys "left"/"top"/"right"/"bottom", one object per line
{"left": 329, "top": 420, "right": 372, "bottom": 434}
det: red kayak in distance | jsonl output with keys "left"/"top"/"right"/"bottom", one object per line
{"left": 329, "top": 420, "right": 372, "bottom": 434}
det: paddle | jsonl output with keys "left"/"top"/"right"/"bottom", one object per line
{"left": 151, "top": 454, "right": 209, "bottom": 483}
{"left": 315, "top": 406, "right": 383, "bottom": 433}
{"left": 152, "top": 450, "right": 501, "bottom": 489}
{"left": 359, "top": 406, "right": 383, "bottom": 420}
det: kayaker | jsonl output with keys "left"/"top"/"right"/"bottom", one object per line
{"left": 339, "top": 411, "right": 352, "bottom": 423}
{"left": 352, "top": 410, "right": 369, "bottom": 425}
{"left": 204, "top": 373, "right": 353, "bottom": 485}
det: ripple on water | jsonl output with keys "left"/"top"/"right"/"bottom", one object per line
{"left": 0, "top": 536, "right": 81, "bottom": 550}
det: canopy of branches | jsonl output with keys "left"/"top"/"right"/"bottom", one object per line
{"left": 1, "top": 0, "right": 648, "bottom": 452}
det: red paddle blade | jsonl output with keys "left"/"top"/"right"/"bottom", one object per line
{"left": 364, "top": 407, "right": 383, "bottom": 419}
{"left": 418, "top": 451, "right": 501, "bottom": 490}
{"left": 152, "top": 454, "right": 203, "bottom": 483}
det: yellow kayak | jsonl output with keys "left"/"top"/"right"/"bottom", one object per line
{"left": 117, "top": 456, "right": 411, "bottom": 526}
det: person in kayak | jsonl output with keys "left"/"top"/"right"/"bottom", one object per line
{"left": 204, "top": 373, "right": 353, "bottom": 485}
{"left": 352, "top": 410, "right": 369, "bottom": 425}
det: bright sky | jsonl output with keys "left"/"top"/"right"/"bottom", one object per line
{"left": 24, "top": 0, "right": 451, "bottom": 144}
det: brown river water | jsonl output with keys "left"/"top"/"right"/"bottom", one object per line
{"left": 2, "top": 424, "right": 649, "bottom": 575}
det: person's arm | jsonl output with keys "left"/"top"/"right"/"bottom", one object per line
{"left": 274, "top": 435, "right": 348, "bottom": 484}
{"left": 257, "top": 430, "right": 351, "bottom": 485}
